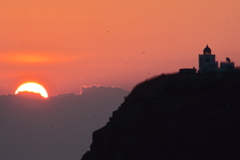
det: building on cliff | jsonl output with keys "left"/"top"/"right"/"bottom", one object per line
{"left": 198, "top": 45, "right": 235, "bottom": 74}
{"left": 179, "top": 45, "right": 236, "bottom": 75}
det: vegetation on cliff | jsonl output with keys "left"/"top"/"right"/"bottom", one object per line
{"left": 82, "top": 73, "right": 240, "bottom": 160}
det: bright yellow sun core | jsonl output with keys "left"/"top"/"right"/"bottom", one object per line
{"left": 15, "top": 82, "right": 48, "bottom": 98}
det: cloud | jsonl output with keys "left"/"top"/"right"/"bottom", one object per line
{"left": 0, "top": 52, "right": 81, "bottom": 64}
{"left": 80, "top": 84, "right": 129, "bottom": 95}
{"left": 0, "top": 85, "right": 129, "bottom": 160}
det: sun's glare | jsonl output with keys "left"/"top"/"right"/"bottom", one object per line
{"left": 15, "top": 82, "right": 48, "bottom": 98}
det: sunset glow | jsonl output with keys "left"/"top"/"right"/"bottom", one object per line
{"left": 0, "top": 0, "right": 240, "bottom": 95}
{"left": 15, "top": 83, "right": 48, "bottom": 98}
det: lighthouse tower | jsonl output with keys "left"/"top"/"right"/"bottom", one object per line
{"left": 198, "top": 45, "right": 218, "bottom": 73}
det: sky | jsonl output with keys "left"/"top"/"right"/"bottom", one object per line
{"left": 0, "top": 0, "right": 240, "bottom": 95}
{"left": 1, "top": 1, "right": 240, "bottom": 160}
{"left": 0, "top": 85, "right": 129, "bottom": 160}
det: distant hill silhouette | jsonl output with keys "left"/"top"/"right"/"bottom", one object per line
{"left": 0, "top": 85, "right": 129, "bottom": 160}
{"left": 82, "top": 73, "right": 240, "bottom": 160}
{"left": 16, "top": 91, "right": 45, "bottom": 100}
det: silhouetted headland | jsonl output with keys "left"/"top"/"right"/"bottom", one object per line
{"left": 82, "top": 72, "right": 240, "bottom": 160}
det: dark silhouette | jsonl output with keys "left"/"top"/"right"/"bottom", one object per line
{"left": 16, "top": 91, "right": 45, "bottom": 100}
{"left": 82, "top": 73, "right": 240, "bottom": 160}
{"left": 0, "top": 85, "right": 129, "bottom": 160}
{"left": 226, "top": 57, "right": 231, "bottom": 63}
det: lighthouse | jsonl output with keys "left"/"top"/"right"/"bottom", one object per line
{"left": 179, "top": 45, "right": 237, "bottom": 75}
{"left": 198, "top": 45, "right": 218, "bottom": 73}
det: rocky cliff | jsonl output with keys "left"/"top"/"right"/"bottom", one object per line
{"left": 82, "top": 73, "right": 240, "bottom": 160}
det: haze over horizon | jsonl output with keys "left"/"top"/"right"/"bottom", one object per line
{"left": 1, "top": 0, "right": 240, "bottom": 95}
{"left": 0, "top": 85, "right": 129, "bottom": 160}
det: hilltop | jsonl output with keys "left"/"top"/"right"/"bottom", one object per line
{"left": 82, "top": 73, "right": 240, "bottom": 160}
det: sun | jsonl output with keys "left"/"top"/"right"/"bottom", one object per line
{"left": 15, "top": 82, "right": 48, "bottom": 98}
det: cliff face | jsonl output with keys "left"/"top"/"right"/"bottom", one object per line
{"left": 82, "top": 73, "right": 240, "bottom": 160}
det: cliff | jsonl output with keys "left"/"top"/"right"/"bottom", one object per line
{"left": 82, "top": 73, "right": 240, "bottom": 160}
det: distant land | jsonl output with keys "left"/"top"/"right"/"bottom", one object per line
{"left": 0, "top": 85, "right": 129, "bottom": 160}
{"left": 82, "top": 72, "right": 240, "bottom": 160}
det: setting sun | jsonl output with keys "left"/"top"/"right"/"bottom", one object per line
{"left": 15, "top": 83, "right": 48, "bottom": 98}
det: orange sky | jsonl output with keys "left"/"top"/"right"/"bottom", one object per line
{"left": 0, "top": 0, "right": 240, "bottom": 95}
